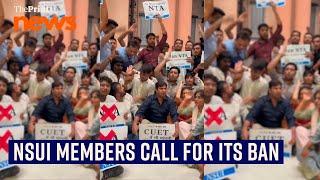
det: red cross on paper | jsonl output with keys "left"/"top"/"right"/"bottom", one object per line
{"left": 205, "top": 107, "right": 224, "bottom": 127}
{"left": 0, "top": 130, "right": 12, "bottom": 153}
{"left": 0, "top": 105, "right": 13, "bottom": 121}
{"left": 100, "top": 104, "right": 117, "bottom": 122}
{"left": 99, "top": 130, "right": 117, "bottom": 140}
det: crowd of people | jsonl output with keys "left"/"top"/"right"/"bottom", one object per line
{"left": 1, "top": 0, "right": 320, "bottom": 179}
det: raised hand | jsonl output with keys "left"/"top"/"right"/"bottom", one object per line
{"left": 128, "top": 23, "right": 138, "bottom": 33}
{"left": 237, "top": 11, "right": 248, "bottom": 23}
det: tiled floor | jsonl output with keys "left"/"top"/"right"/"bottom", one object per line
{"left": 5, "top": 158, "right": 306, "bottom": 180}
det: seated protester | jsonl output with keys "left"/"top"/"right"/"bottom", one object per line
{"left": 184, "top": 71, "right": 204, "bottom": 93}
{"left": 223, "top": 31, "right": 251, "bottom": 67}
{"left": 187, "top": 90, "right": 205, "bottom": 140}
{"left": 12, "top": 39, "right": 36, "bottom": 70}
{"left": 173, "top": 39, "right": 183, "bottom": 51}
{"left": 50, "top": 55, "right": 78, "bottom": 98}
{"left": 99, "top": 76, "right": 116, "bottom": 103}
{"left": 28, "top": 81, "right": 75, "bottom": 138}
{"left": 20, "top": 64, "right": 51, "bottom": 115}
{"left": 100, "top": 56, "right": 125, "bottom": 85}
{"left": 0, "top": 56, "right": 21, "bottom": 84}
{"left": 300, "top": 110, "right": 320, "bottom": 179}
{"left": 7, "top": 82, "right": 30, "bottom": 127}
{"left": 191, "top": 43, "right": 204, "bottom": 79}
{"left": 232, "top": 59, "right": 268, "bottom": 110}
{"left": 301, "top": 69, "right": 320, "bottom": 94}
{"left": 124, "top": 64, "right": 155, "bottom": 114}
{"left": 132, "top": 81, "right": 179, "bottom": 139}
{"left": 0, "top": 19, "right": 14, "bottom": 62}
{"left": 176, "top": 86, "right": 195, "bottom": 139}
{"left": 292, "top": 85, "right": 316, "bottom": 151}
{"left": 85, "top": 90, "right": 102, "bottom": 140}
{"left": 203, "top": 73, "right": 223, "bottom": 104}
{"left": 0, "top": 76, "right": 12, "bottom": 102}
{"left": 241, "top": 80, "right": 295, "bottom": 141}
{"left": 81, "top": 40, "right": 89, "bottom": 51}
{"left": 268, "top": 50, "right": 299, "bottom": 99}
{"left": 185, "top": 40, "right": 193, "bottom": 52}
{"left": 110, "top": 82, "right": 134, "bottom": 127}
{"left": 117, "top": 40, "right": 139, "bottom": 70}
{"left": 80, "top": 71, "right": 99, "bottom": 93}
{"left": 154, "top": 55, "right": 181, "bottom": 99}
{"left": 216, "top": 81, "right": 247, "bottom": 138}
{"left": 69, "top": 39, "right": 80, "bottom": 51}
{"left": 205, "top": 52, "right": 233, "bottom": 84}
{"left": 72, "top": 86, "right": 91, "bottom": 140}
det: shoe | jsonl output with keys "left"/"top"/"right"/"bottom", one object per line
{"left": 101, "top": 165, "right": 124, "bottom": 179}
{"left": 0, "top": 166, "right": 20, "bottom": 179}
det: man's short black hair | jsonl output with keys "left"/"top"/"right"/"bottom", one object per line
{"left": 0, "top": 76, "right": 9, "bottom": 87}
{"left": 217, "top": 52, "right": 232, "bottom": 67}
{"left": 146, "top": 33, "right": 156, "bottom": 40}
{"left": 71, "top": 39, "right": 80, "bottom": 44}
{"left": 269, "top": 79, "right": 282, "bottom": 89}
{"left": 236, "top": 31, "right": 251, "bottom": 41}
{"left": 133, "top": 36, "right": 142, "bottom": 44}
{"left": 241, "top": 28, "right": 253, "bottom": 37}
{"left": 2, "top": 19, "right": 13, "bottom": 28}
{"left": 284, "top": 62, "right": 298, "bottom": 71}
{"left": 36, "top": 64, "right": 50, "bottom": 74}
{"left": 216, "top": 81, "right": 227, "bottom": 97}
{"left": 169, "top": 66, "right": 180, "bottom": 75}
{"left": 107, "top": 19, "right": 118, "bottom": 27}
{"left": 51, "top": 81, "right": 63, "bottom": 89}
{"left": 24, "top": 39, "right": 37, "bottom": 48}
{"left": 291, "top": 30, "right": 301, "bottom": 37}
{"left": 110, "top": 56, "right": 124, "bottom": 71}
{"left": 127, "top": 40, "right": 139, "bottom": 49}
{"left": 258, "top": 23, "right": 269, "bottom": 31}
{"left": 140, "top": 64, "right": 154, "bottom": 74}
{"left": 65, "top": 66, "right": 77, "bottom": 74}
{"left": 203, "top": 74, "right": 218, "bottom": 84}
{"left": 211, "top": 7, "right": 225, "bottom": 17}
{"left": 99, "top": 76, "right": 113, "bottom": 85}
{"left": 193, "top": 42, "right": 202, "bottom": 49}
{"left": 42, "top": 33, "right": 52, "bottom": 40}
{"left": 313, "top": 34, "right": 320, "bottom": 40}
{"left": 174, "top": 38, "right": 183, "bottom": 44}
{"left": 89, "top": 42, "right": 98, "bottom": 48}
{"left": 155, "top": 80, "right": 167, "bottom": 89}
{"left": 251, "top": 59, "right": 267, "bottom": 71}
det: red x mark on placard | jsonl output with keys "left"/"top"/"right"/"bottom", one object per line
{"left": 215, "top": 136, "right": 221, "bottom": 140}
{"left": 0, "top": 130, "right": 12, "bottom": 153}
{"left": 0, "top": 105, "right": 13, "bottom": 121}
{"left": 99, "top": 130, "right": 117, "bottom": 140}
{"left": 205, "top": 107, "right": 224, "bottom": 127}
{"left": 100, "top": 104, "right": 117, "bottom": 122}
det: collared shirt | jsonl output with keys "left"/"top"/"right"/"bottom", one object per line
{"left": 22, "top": 74, "right": 51, "bottom": 104}
{"left": 279, "top": 78, "right": 296, "bottom": 100}
{"left": 100, "top": 70, "right": 124, "bottom": 85}
{"left": 205, "top": 66, "right": 233, "bottom": 84}
{"left": 137, "top": 34, "right": 167, "bottom": 67}
{"left": 247, "top": 24, "right": 283, "bottom": 62}
{"left": 224, "top": 39, "right": 246, "bottom": 67}
{"left": 33, "top": 33, "right": 64, "bottom": 67}
{"left": 135, "top": 94, "right": 178, "bottom": 123}
{"left": 127, "top": 74, "right": 155, "bottom": 106}
{"left": 0, "top": 39, "right": 8, "bottom": 65}
{"left": 13, "top": 47, "right": 32, "bottom": 69}
{"left": 246, "top": 95, "right": 295, "bottom": 128}
{"left": 33, "top": 95, "right": 74, "bottom": 123}
{"left": 117, "top": 47, "right": 137, "bottom": 70}
{"left": 100, "top": 31, "right": 112, "bottom": 61}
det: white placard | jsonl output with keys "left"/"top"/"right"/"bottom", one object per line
{"left": 142, "top": 0, "right": 170, "bottom": 20}
{"left": 204, "top": 104, "right": 234, "bottom": 134}
{"left": 256, "top": 0, "right": 286, "bottom": 8}
{"left": 250, "top": 128, "right": 292, "bottom": 157}
{"left": 0, "top": 125, "right": 24, "bottom": 171}
{"left": 281, "top": 45, "right": 311, "bottom": 66}
{"left": 99, "top": 125, "right": 128, "bottom": 171}
{"left": 204, "top": 131, "right": 237, "bottom": 180}
{"left": 62, "top": 51, "right": 88, "bottom": 74}
{"left": 0, "top": 103, "right": 21, "bottom": 127}
{"left": 99, "top": 102, "right": 128, "bottom": 128}
{"left": 99, "top": 125, "right": 128, "bottom": 140}
{"left": 35, "top": 123, "right": 72, "bottom": 140}
{"left": 97, "top": 51, "right": 101, "bottom": 63}
{"left": 166, "top": 51, "right": 192, "bottom": 70}
{"left": 38, "top": 0, "right": 66, "bottom": 18}
{"left": 139, "top": 123, "right": 175, "bottom": 140}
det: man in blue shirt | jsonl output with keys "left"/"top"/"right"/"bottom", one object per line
{"left": 132, "top": 81, "right": 179, "bottom": 137}
{"left": 28, "top": 81, "right": 75, "bottom": 137}
{"left": 13, "top": 39, "right": 36, "bottom": 70}
{"left": 223, "top": 31, "right": 250, "bottom": 67}
{"left": 117, "top": 40, "right": 139, "bottom": 70}
{"left": 241, "top": 80, "right": 295, "bottom": 141}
